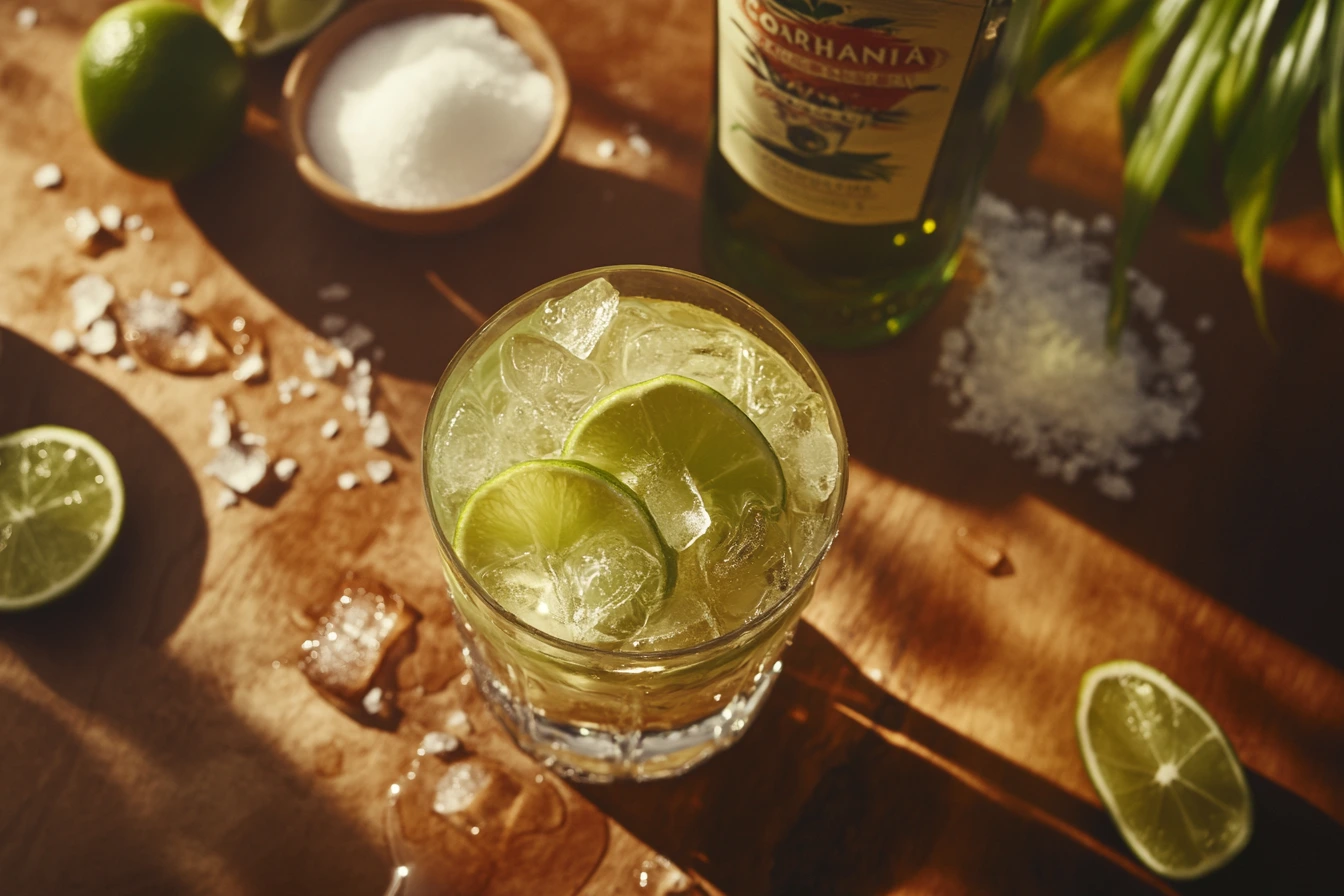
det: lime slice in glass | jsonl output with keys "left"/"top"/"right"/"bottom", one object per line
{"left": 1077, "top": 660, "right": 1253, "bottom": 879}
{"left": 563, "top": 375, "right": 786, "bottom": 552}
{"left": 203, "top": 0, "right": 345, "bottom": 57}
{"left": 453, "top": 460, "right": 674, "bottom": 645}
{"left": 0, "top": 426, "right": 125, "bottom": 611}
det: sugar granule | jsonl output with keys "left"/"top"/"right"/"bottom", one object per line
{"left": 934, "top": 195, "right": 1201, "bottom": 500}
{"left": 305, "top": 13, "right": 554, "bottom": 209}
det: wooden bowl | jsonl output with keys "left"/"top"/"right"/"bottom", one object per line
{"left": 281, "top": 0, "right": 570, "bottom": 234}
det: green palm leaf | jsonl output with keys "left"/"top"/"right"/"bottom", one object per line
{"left": 1321, "top": 3, "right": 1344, "bottom": 252}
{"left": 1212, "top": 0, "right": 1283, "bottom": 142}
{"left": 1118, "top": 0, "right": 1203, "bottom": 146}
{"left": 1018, "top": 0, "right": 1094, "bottom": 91}
{"left": 1109, "top": 0, "right": 1252, "bottom": 346}
{"left": 1225, "top": 0, "right": 1330, "bottom": 340}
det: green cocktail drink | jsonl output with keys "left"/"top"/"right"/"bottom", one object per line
{"left": 423, "top": 266, "right": 846, "bottom": 781}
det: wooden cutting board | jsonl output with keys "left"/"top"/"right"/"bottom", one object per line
{"left": 1, "top": 2, "right": 1341, "bottom": 893}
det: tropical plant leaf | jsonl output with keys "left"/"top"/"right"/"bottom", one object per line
{"left": 1065, "top": 0, "right": 1156, "bottom": 71}
{"left": 1226, "top": 0, "right": 1330, "bottom": 340}
{"left": 1321, "top": 2, "right": 1344, "bottom": 252}
{"left": 1118, "top": 0, "right": 1203, "bottom": 146}
{"left": 1109, "top": 0, "right": 1252, "bottom": 346}
{"left": 1018, "top": 0, "right": 1096, "bottom": 91}
{"left": 1164, "top": 109, "right": 1223, "bottom": 228}
{"left": 1212, "top": 0, "right": 1283, "bottom": 142}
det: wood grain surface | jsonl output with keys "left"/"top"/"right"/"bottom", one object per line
{"left": 2, "top": 2, "right": 1342, "bottom": 894}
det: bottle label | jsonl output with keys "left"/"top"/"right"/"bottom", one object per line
{"left": 717, "top": 0, "right": 985, "bottom": 226}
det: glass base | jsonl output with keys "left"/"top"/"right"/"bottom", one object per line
{"left": 458, "top": 615, "right": 784, "bottom": 783}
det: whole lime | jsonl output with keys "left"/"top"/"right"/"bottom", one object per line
{"left": 76, "top": 0, "right": 247, "bottom": 181}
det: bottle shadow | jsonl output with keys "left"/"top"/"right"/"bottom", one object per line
{"left": 172, "top": 127, "right": 701, "bottom": 386}
{"left": 580, "top": 622, "right": 1344, "bottom": 896}
{"left": 0, "top": 330, "right": 387, "bottom": 893}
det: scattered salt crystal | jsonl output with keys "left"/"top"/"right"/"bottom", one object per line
{"left": 934, "top": 194, "right": 1201, "bottom": 501}
{"left": 341, "top": 394, "right": 357, "bottom": 412}
{"left": 337, "top": 471, "right": 360, "bottom": 490}
{"left": 78, "top": 317, "right": 118, "bottom": 355}
{"left": 206, "top": 441, "right": 270, "bottom": 494}
{"left": 303, "top": 347, "right": 337, "bottom": 381}
{"left": 1050, "top": 209, "right": 1085, "bottom": 240}
{"left": 318, "top": 282, "right": 350, "bottom": 302}
{"left": 239, "top": 431, "right": 266, "bottom": 447}
{"left": 68, "top": 274, "right": 115, "bottom": 330}
{"left": 321, "top": 418, "right": 340, "bottom": 439}
{"left": 319, "top": 313, "right": 348, "bottom": 336}
{"left": 140, "top": 226, "right": 155, "bottom": 242}
{"left": 371, "top": 345, "right": 386, "bottom": 363}
{"left": 121, "top": 292, "right": 230, "bottom": 373}
{"left": 596, "top": 138, "right": 616, "bottom": 159}
{"left": 116, "top": 354, "right": 138, "bottom": 372}
{"left": 445, "top": 708, "right": 472, "bottom": 735}
{"left": 217, "top": 488, "right": 239, "bottom": 509}
{"left": 1095, "top": 473, "right": 1135, "bottom": 502}
{"left": 362, "top": 686, "right": 384, "bottom": 715}
{"left": 169, "top": 280, "right": 191, "bottom": 297}
{"left": 233, "top": 352, "right": 267, "bottom": 383}
{"left": 274, "top": 457, "right": 299, "bottom": 482}
{"left": 32, "top": 162, "right": 61, "bottom": 189}
{"left": 1195, "top": 314, "right": 1214, "bottom": 333}
{"left": 432, "top": 762, "right": 490, "bottom": 816}
{"left": 123, "top": 213, "right": 143, "bottom": 231}
{"left": 1131, "top": 278, "right": 1165, "bottom": 321}
{"left": 334, "top": 322, "right": 375, "bottom": 354}
{"left": 366, "top": 459, "right": 394, "bottom": 484}
{"left": 65, "top": 207, "right": 102, "bottom": 243}
{"left": 299, "top": 381, "right": 318, "bottom": 398}
{"left": 98, "top": 205, "right": 123, "bottom": 231}
{"left": 627, "top": 133, "right": 652, "bottom": 158}
{"left": 50, "top": 328, "right": 77, "bottom": 354}
{"left": 363, "top": 411, "right": 390, "bottom": 448}
{"left": 16, "top": 7, "right": 37, "bottom": 29}
{"left": 208, "top": 398, "right": 235, "bottom": 448}
{"left": 306, "top": 13, "right": 555, "bottom": 209}
{"left": 419, "top": 731, "right": 460, "bottom": 756}
{"left": 336, "top": 347, "right": 355, "bottom": 369}
{"left": 1091, "top": 213, "right": 1115, "bottom": 235}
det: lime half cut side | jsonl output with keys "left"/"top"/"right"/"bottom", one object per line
{"left": 563, "top": 375, "right": 786, "bottom": 552}
{"left": 0, "top": 426, "right": 125, "bottom": 611}
{"left": 453, "top": 460, "right": 675, "bottom": 645}
{"left": 203, "top": 0, "right": 345, "bottom": 56}
{"left": 1077, "top": 660, "right": 1253, "bottom": 880}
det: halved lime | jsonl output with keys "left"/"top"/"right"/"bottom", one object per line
{"left": 453, "top": 460, "right": 674, "bottom": 644}
{"left": 562, "top": 375, "right": 786, "bottom": 552}
{"left": 203, "top": 0, "right": 344, "bottom": 57}
{"left": 1077, "top": 660, "right": 1253, "bottom": 879}
{"left": 0, "top": 426, "right": 125, "bottom": 611}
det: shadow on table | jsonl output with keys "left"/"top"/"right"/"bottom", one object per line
{"left": 0, "top": 330, "right": 387, "bottom": 894}
{"left": 173, "top": 126, "right": 700, "bottom": 385}
{"left": 581, "top": 623, "right": 1344, "bottom": 896}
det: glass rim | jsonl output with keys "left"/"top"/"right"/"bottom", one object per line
{"left": 421, "top": 264, "right": 849, "bottom": 661}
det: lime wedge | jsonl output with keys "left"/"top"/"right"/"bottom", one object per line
{"left": 453, "top": 460, "right": 674, "bottom": 644}
{"left": 563, "top": 375, "right": 786, "bottom": 552}
{"left": 203, "top": 0, "right": 344, "bottom": 57}
{"left": 1077, "top": 660, "right": 1253, "bottom": 879}
{"left": 0, "top": 426, "right": 124, "bottom": 611}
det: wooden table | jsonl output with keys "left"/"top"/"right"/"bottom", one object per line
{"left": 3, "top": 2, "right": 1342, "bottom": 893}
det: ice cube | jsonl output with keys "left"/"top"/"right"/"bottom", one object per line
{"left": 68, "top": 274, "right": 115, "bottom": 330}
{"left": 640, "top": 467, "right": 711, "bottom": 552}
{"left": 432, "top": 395, "right": 503, "bottom": 506}
{"left": 78, "top": 317, "right": 118, "bottom": 355}
{"left": 742, "top": 350, "right": 811, "bottom": 420}
{"left": 533, "top": 277, "right": 619, "bottom": 359}
{"left": 119, "top": 291, "right": 230, "bottom": 374}
{"left": 299, "top": 574, "right": 419, "bottom": 717}
{"left": 759, "top": 394, "right": 839, "bottom": 508}
{"left": 624, "top": 323, "right": 754, "bottom": 402}
{"left": 694, "top": 499, "right": 791, "bottom": 626}
{"left": 500, "top": 333, "right": 605, "bottom": 438}
{"left": 559, "top": 531, "right": 665, "bottom": 641}
{"left": 433, "top": 762, "right": 491, "bottom": 816}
